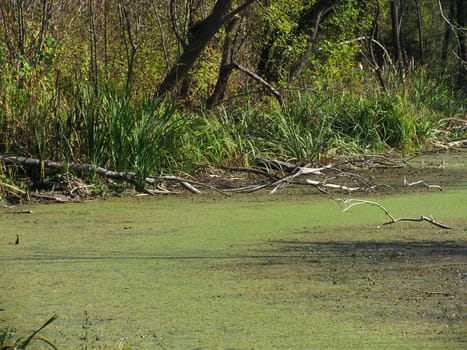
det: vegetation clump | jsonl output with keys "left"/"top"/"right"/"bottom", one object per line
{"left": 0, "top": 1, "right": 465, "bottom": 200}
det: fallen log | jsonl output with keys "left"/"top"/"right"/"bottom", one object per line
{"left": 0, "top": 155, "right": 229, "bottom": 196}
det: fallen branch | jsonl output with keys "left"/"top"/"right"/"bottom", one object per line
{"left": 181, "top": 181, "right": 202, "bottom": 194}
{"left": 338, "top": 199, "right": 452, "bottom": 229}
{"left": 269, "top": 164, "right": 335, "bottom": 194}
{"left": 256, "top": 157, "right": 305, "bottom": 173}
{"left": 403, "top": 177, "right": 442, "bottom": 190}
{"left": 432, "top": 138, "right": 467, "bottom": 151}
{"left": 306, "top": 179, "right": 360, "bottom": 193}
{"left": 156, "top": 175, "right": 229, "bottom": 196}
{"left": 0, "top": 156, "right": 229, "bottom": 196}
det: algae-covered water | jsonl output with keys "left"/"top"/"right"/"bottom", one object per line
{"left": 1, "top": 154, "right": 466, "bottom": 349}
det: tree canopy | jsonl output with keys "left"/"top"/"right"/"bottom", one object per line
{"left": 1, "top": 0, "right": 464, "bottom": 102}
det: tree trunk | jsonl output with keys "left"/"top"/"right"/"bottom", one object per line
{"left": 456, "top": 0, "right": 466, "bottom": 89}
{"left": 155, "top": 0, "right": 255, "bottom": 100}
{"left": 440, "top": 0, "right": 454, "bottom": 68}
{"left": 207, "top": 18, "right": 239, "bottom": 108}
{"left": 414, "top": 0, "right": 423, "bottom": 64}
{"left": 369, "top": 5, "right": 387, "bottom": 92}
{"left": 390, "top": 0, "right": 404, "bottom": 70}
{"left": 288, "top": 0, "right": 337, "bottom": 84}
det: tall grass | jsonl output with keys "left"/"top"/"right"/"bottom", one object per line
{"left": 0, "top": 65, "right": 464, "bottom": 190}
{"left": 67, "top": 85, "right": 185, "bottom": 188}
{"left": 0, "top": 75, "right": 186, "bottom": 189}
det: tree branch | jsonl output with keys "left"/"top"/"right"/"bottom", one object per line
{"left": 231, "top": 62, "right": 283, "bottom": 105}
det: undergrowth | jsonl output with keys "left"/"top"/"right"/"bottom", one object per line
{"left": 0, "top": 68, "right": 465, "bottom": 192}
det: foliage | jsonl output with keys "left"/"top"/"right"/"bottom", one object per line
{"left": 0, "top": 1, "right": 465, "bottom": 189}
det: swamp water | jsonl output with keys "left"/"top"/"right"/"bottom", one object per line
{"left": 1, "top": 152, "right": 466, "bottom": 349}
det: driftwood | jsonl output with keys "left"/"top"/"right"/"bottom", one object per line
{"left": 1, "top": 155, "right": 380, "bottom": 197}
{"left": 338, "top": 199, "right": 452, "bottom": 229}
{"left": 0, "top": 154, "right": 449, "bottom": 200}
{"left": 269, "top": 164, "right": 329, "bottom": 194}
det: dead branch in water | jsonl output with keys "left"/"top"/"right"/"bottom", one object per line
{"left": 0, "top": 154, "right": 453, "bottom": 202}
{"left": 403, "top": 177, "right": 442, "bottom": 190}
{"left": 337, "top": 199, "right": 453, "bottom": 229}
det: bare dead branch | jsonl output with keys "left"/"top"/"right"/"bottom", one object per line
{"left": 338, "top": 199, "right": 452, "bottom": 229}
{"left": 433, "top": 138, "right": 467, "bottom": 150}
{"left": 307, "top": 179, "right": 360, "bottom": 192}
{"left": 403, "top": 177, "right": 442, "bottom": 190}
{"left": 269, "top": 164, "right": 332, "bottom": 194}
{"left": 231, "top": 62, "right": 283, "bottom": 106}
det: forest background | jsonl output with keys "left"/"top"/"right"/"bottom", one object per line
{"left": 0, "top": 0, "right": 465, "bottom": 192}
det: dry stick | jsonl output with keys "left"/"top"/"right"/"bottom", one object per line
{"left": 224, "top": 183, "right": 270, "bottom": 193}
{"left": 307, "top": 179, "right": 360, "bottom": 192}
{"left": 180, "top": 181, "right": 202, "bottom": 194}
{"left": 438, "top": 117, "right": 467, "bottom": 125}
{"left": 338, "top": 199, "right": 452, "bottom": 229}
{"left": 156, "top": 175, "right": 229, "bottom": 196}
{"left": 269, "top": 164, "right": 333, "bottom": 194}
{"left": 404, "top": 177, "right": 442, "bottom": 190}
{"left": 447, "top": 139, "right": 467, "bottom": 147}
{"left": 432, "top": 138, "right": 467, "bottom": 150}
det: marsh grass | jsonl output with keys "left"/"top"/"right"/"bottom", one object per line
{"left": 0, "top": 67, "right": 465, "bottom": 191}
{"left": 0, "top": 314, "right": 58, "bottom": 350}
